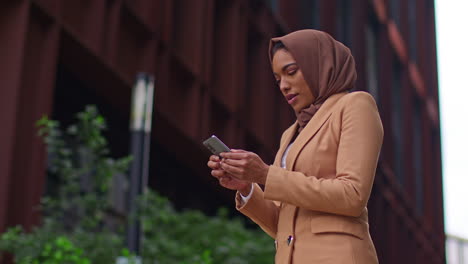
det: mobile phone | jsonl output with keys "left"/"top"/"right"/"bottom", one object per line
{"left": 203, "top": 135, "right": 231, "bottom": 156}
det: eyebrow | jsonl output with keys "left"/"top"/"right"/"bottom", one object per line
{"left": 281, "top": 63, "right": 297, "bottom": 72}
{"left": 274, "top": 62, "right": 297, "bottom": 76}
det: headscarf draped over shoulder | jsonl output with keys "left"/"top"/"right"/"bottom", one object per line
{"left": 268, "top": 29, "right": 357, "bottom": 133}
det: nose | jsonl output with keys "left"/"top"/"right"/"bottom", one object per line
{"left": 279, "top": 79, "right": 291, "bottom": 94}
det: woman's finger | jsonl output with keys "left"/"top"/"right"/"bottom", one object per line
{"left": 211, "top": 169, "right": 225, "bottom": 178}
{"left": 230, "top": 149, "right": 248, "bottom": 153}
{"left": 222, "top": 158, "right": 246, "bottom": 167}
{"left": 220, "top": 162, "right": 243, "bottom": 176}
{"left": 207, "top": 160, "right": 220, "bottom": 169}
{"left": 220, "top": 151, "right": 250, "bottom": 160}
{"left": 219, "top": 176, "right": 230, "bottom": 184}
{"left": 209, "top": 155, "right": 220, "bottom": 162}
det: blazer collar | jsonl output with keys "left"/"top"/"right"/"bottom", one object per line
{"left": 279, "top": 92, "right": 347, "bottom": 170}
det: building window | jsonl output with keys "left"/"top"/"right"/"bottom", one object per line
{"left": 408, "top": 0, "right": 417, "bottom": 61}
{"left": 300, "top": 0, "right": 320, "bottom": 29}
{"left": 266, "top": 0, "right": 279, "bottom": 13}
{"left": 391, "top": 59, "right": 404, "bottom": 185}
{"left": 336, "top": 0, "right": 352, "bottom": 48}
{"left": 412, "top": 97, "right": 423, "bottom": 214}
{"left": 390, "top": 0, "right": 401, "bottom": 27}
{"left": 365, "top": 23, "right": 379, "bottom": 104}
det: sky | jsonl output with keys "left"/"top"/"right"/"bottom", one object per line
{"left": 435, "top": 0, "right": 468, "bottom": 239}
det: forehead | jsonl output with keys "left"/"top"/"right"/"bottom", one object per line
{"left": 272, "top": 49, "right": 296, "bottom": 71}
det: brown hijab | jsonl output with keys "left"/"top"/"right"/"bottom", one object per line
{"left": 269, "top": 29, "right": 357, "bottom": 133}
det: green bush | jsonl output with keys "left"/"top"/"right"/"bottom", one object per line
{"left": 0, "top": 105, "right": 274, "bottom": 263}
{"left": 0, "top": 106, "right": 130, "bottom": 263}
{"left": 136, "top": 190, "right": 275, "bottom": 264}
{"left": 0, "top": 228, "right": 91, "bottom": 264}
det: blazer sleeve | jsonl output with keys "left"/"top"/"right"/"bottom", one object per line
{"left": 263, "top": 93, "right": 383, "bottom": 217}
{"left": 235, "top": 184, "right": 280, "bottom": 239}
{"left": 233, "top": 125, "right": 297, "bottom": 239}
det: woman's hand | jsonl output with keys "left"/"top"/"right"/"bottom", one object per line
{"left": 207, "top": 155, "right": 251, "bottom": 194}
{"left": 219, "top": 149, "right": 269, "bottom": 185}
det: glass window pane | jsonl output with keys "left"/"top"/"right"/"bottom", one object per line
{"left": 413, "top": 97, "right": 423, "bottom": 214}
{"left": 366, "top": 24, "right": 379, "bottom": 103}
{"left": 300, "top": 0, "right": 320, "bottom": 28}
{"left": 336, "top": 0, "right": 352, "bottom": 48}
{"left": 390, "top": 0, "right": 401, "bottom": 27}
{"left": 391, "top": 60, "right": 404, "bottom": 185}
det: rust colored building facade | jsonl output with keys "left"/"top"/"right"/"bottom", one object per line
{"left": 0, "top": 0, "right": 444, "bottom": 263}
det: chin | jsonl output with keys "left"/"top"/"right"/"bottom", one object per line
{"left": 293, "top": 104, "right": 305, "bottom": 113}
{"left": 292, "top": 106, "right": 302, "bottom": 114}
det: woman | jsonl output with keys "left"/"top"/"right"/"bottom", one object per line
{"left": 207, "top": 29, "right": 383, "bottom": 264}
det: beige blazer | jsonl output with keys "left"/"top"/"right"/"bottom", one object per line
{"left": 236, "top": 92, "right": 383, "bottom": 264}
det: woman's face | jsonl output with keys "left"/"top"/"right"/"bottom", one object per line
{"left": 272, "top": 49, "right": 315, "bottom": 113}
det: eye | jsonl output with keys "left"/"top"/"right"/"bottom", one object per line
{"left": 276, "top": 79, "right": 281, "bottom": 85}
{"left": 287, "top": 68, "right": 297, "bottom": 75}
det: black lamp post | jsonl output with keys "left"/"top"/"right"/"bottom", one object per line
{"left": 126, "top": 73, "right": 154, "bottom": 254}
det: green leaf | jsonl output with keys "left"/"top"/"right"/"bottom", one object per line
{"left": 2, "top": 105, "right": 274, "bottom": 264}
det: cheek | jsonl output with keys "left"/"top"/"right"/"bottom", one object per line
{"left": 299, "top": 79, "right": 314, "bottom": 100}
{"left": 297, "top": 80, "right": 311, "bottom": 97}
{"left": 299, "top": 86, "right": 315, "bottom": 107}
{"left": 305, "top": 88, "right": 314, "bottom": 101}
{"left": 294, "top": 73, "right": 309, "bottom": 93}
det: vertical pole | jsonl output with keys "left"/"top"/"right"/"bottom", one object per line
{"left": 141, "top": 76, "right": 154, "bottom": 192}
{"left": 126, "top": 73, "right": 148, "bottom": 253}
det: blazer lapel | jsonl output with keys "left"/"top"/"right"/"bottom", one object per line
{"left": 286, "top": 92, "right": 347, "bottom": 170}
{"left": 273, "top": 123, "right": 298, "bottom": 166}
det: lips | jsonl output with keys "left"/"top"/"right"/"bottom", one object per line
{"left": 285, "top": 94, "right": 298, "bottom": 104}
